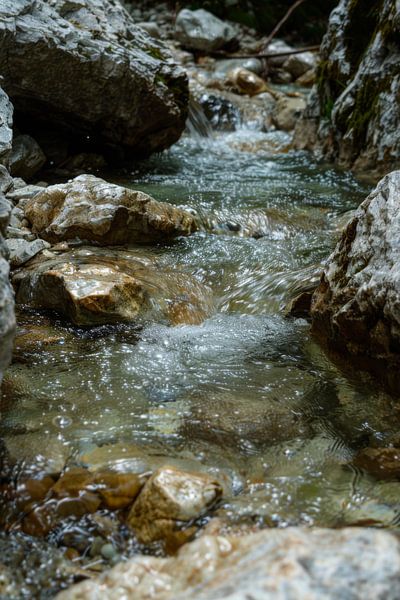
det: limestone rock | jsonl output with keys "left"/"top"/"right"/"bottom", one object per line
{"left": 175, "top": 9, "right": 236, "bottom": 52}
{"left": 0, "top": 192, "right": 15, "bottom": 383}
{"left": 294, "top": 0, "right": 400, "bottom": 176}
{"left": 24, "top": 175, "right": 198, "bottom": 245}
{"left": 57, "top": 527, "right": 400, "bottom": 600}
{"left": 227, "top": 68, "right": 269, "bottom": 97}
{"left": 13, "top": 247, "right": 213, "bottom": 327}
{"left": 127, "top": 466, "right": 222, "bottom": 544}
{"left": 0, "top": 0, "right": 188, "bottom": 157}
{"left": 310, "top": 171, "right": 400, "bottom": 387}
{"left": 9, "top": 135, "right": 46, "bottom": 181}
{"left": 0, "top": 87, "right": 13, "bottom": 167}
{"left": 5, "top": 238, "right": 49, "bottom": 268}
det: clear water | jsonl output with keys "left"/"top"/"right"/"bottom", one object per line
{"left": 2, "top": 125, "right": 400, "bottom": 596}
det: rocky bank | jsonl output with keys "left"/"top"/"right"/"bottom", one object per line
{"left": 295, "top": 0, "right": 400, "bottom": 178}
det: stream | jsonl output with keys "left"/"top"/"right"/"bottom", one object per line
{"left": 2, "top": 118, "right": 400, "bottom": 597}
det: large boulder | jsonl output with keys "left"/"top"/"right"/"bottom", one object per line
{"left": 294, "top": 0, "right": 400, "bottom": 177}
{"left": 24, "top": 175, "right": 199, "bottom": 245}
{"left": 13, "top": 247, "right": 213, "bottom": 327}
{"left": 0, "top": 0, "right": 188, "bottom": 157}
{"left": 57, "top": 527, "right": 400, "bottom": 600}
{"left": 310, "top": 171, "right": 400, "bottom": 389}
{"left": 175, "top": 9, "right": 237, "bottom": 52}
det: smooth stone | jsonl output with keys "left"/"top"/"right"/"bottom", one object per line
{"left": 273, "top": 95, "right": 306, "bottom": 131}
{"left": 227, "top": 68, "right": 269, "bottom": 97}
{"left": 283, "top": 52, "right": 316, "bottom": 79}
{"left": 175, "top": 9, "right": 236, "bottom": 52}
{"left": 24, "top": 174, "right": 199, "bottom": 245}
{"left": 354, "top": 448, "right": 400, "bottom": 480}
{"left": 127, "top": 466, "right": 223, "bottom": 544}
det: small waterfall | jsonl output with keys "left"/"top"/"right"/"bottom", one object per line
{"left": 186, "top": 96, "right": 214, "bottom": 142}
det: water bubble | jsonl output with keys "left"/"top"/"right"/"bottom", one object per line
{"left": 52, "top": 415, "right": 73, "bottom": 429}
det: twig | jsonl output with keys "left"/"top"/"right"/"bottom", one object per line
{"left": 210, "top": 45, "right": 320, "bottom": 60}
{"left": 263, "top": 0, "right": 308, "bottom": 50}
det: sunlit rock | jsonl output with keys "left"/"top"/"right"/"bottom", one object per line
{"left": 13, "top": 247, "right": 213, "bottom": 327}
{"left": 227, "top": 68, "right": 269, "bottom": 97}
{"left": 127, "top": 466, "right": 222, "bottom": 544}
{"left": 57, "top": 527, "right": 400, "bottom": 600}
{"left": 273, "top": 95, "right": 306, "bottom": 131}
{"left": 24, "top": 175, "right": 198, "bottom": 244}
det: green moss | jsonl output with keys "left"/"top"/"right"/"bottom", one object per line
{"left": 146, "top": 46, "right": 165, "bottom": 61}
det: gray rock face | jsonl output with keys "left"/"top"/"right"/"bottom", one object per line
{"left": 9, "top": 135, "right": 46, "bottom": 181}
{"left": 294, "top": 0, "right": 400, "bottom": 177}
{"left": 0, "top": 87, "right": 13, "bottom": 167}
{"left": 5, "top": 238, "right": 49, "bottom": 268}
{"left": 0, "top": 0, "right": 188, "bottom": 157}
{"left": 24, "top": 175, "right": 199, "bottom": 245}
{"left": 175, "top": 9, "right": 237, "bottom": 52}
{"left": 57, "top": 527, "right": 400, "bottom": 600}
{"left": 311, "top": 171, "right": 400, "bottom": 389}
{"left": 0, "top": 193, "right": 15, "bottom": 384}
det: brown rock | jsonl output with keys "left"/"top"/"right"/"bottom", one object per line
{"left": 128, "top": 466, "right": 222, "bottom": 544}
{"left": 24, "top": 175, "right": 198, "bottom": 245}
{"left": 92, "top": 471, "right": 144, "bottom": 510}
{"left": 353, "top": 448, "right": 400, "bottom": 480}
{"left": 227, "top": 68, "right": 269, "bottom": 96}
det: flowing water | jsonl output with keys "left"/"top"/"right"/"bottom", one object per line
{"left": 2, "top": 116, "right": 400, "bottom": 597}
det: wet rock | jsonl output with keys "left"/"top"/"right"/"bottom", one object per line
{"left": 91, "top": 471, "right": 143, "bottom": 510}
{"left": 13, "top": 247, "right": 213, "bottom": 327}
{"left": 24, "top": 175, "right": 198, "bottom": 245}
{"left": 0, "top": 0, "right": 188, "bottom": 157}
{"left": 296, "top": 69, "right": 316, "bottom": 88}
{"left": 127, "top": 466, "right": 222, "bottom": 544}
{"left": 310, "top": 171, "right": 400, "bottom": 387}
{"left": 294, "top": 0, "right": 400, "bottom": 176}
{"left": 57, "top": 527, "right": 400, "bottom": 600}
{"left": 227, "top": 68, "right": 269, "bottom": 97}
{"left": 354, "top": 448, "right": 400, "bottom": 480}
{"left": 273, "top": 95, "right": 306, "bottom": 131}
{"left": 283, "top": 52, "right": 317, "bottom": 79}
{"left": 270, "top": 69, "right": 293, "bottom": 84}
{"left": 0, "top": 87, "right": 13, "bottom": 167}
{"left": 175, "top": 9, "right": 236, "bottom": 52}
{"left": 5, "top": 238, "right": 49, "bottom": 268}
{"left": 9, "top": 135, "right": 46, "bottom": 181}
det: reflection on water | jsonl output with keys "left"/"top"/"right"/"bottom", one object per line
{"left": 2, "top": 127, "right": 400, "bottom": 595}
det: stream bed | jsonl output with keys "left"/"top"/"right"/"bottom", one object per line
{"left": 2, "top": 125, "right": 400, "bottom": 597}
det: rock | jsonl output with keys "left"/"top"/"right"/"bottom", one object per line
{"left": 283, "top": 52, "right": 317, "bottom": 79}
{"left": 0, "top": 165, "right": 13, "bottom": 194}
{"left": 137, "top": 21, "right": 161, "bottom": 39}
{"left": 24, "top": 175, "right": 198, "bottom": 245}
{"left": 227, "top": 68, "right": 269, "bottom": 97}
{"left": 353, "top": 448, "right": 400, "bottom": 480}
{"left": 5, "top": 238, "right": 49, "bottom": 268}
{"left": 175, "top": 9, "right": 236, "bottom": 52}
{"left": 266, "top": 40, "right": 295, "bottom": 67}
{"left": 270, "top": 69, "right": 293, "bottom": 84}
{"left": 9, "top": 135, "right": 46, "bottom": 181}
{"left": 0, "top": 192, "right": 15, "bottom": 384}
{"left": 13, "top": 247, "right": 213, "bottom": 327}
{"left": 6, "top": 184, "right": 44, "bottom": 205}
{"left": 0, "top": 87, "right": 13, "bottom": 167}
{"left": 294, "top": 0, "right": 400, "bottom": 176}
{"left": 273, "top": 95, "right": 306, "bottom": 131}
{"left": 0, "top": 0, "right": 188, "bottom": 157}
{"left": 57, "top": 527, "right": 400, "bottom": 600}
{"left": 310, "top": 172, "right": 400, "bottom": 389}
{"left": 296, "top": 69, "right": 316, "bottom": 87}
{"left": 214, "top": 58, "right": 264, "bottom": 77}
{"left": 127, "top": 466, "right": 222, "bottom": 544}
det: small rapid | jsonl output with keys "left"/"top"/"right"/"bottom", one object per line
{"left": 2, "top": 102, "right": 400, "bottom": 597}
